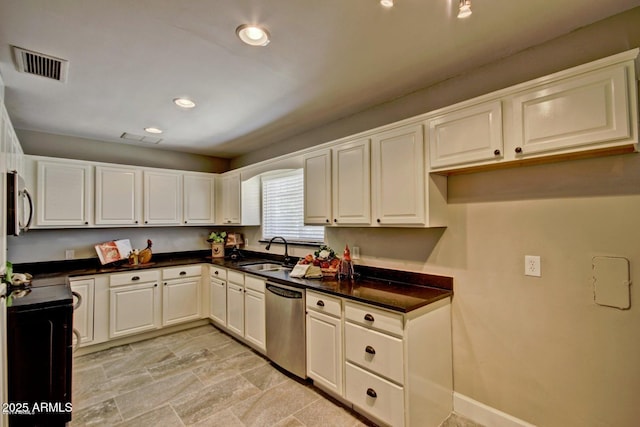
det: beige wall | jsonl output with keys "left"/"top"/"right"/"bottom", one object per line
{"left": 16, "top": 129, "right": 230, "bottom": 173}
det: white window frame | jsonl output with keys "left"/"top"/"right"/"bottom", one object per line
{"left": 261, "top": 169, "right": 324, "bottom": 244}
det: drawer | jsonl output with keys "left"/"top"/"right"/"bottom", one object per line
{"left": 162, "top": 265, "right": 202, "bottom": 280}
{"left": 345, "top": 301, "right": 403, "bottom": 337}
{"left": 110, "top": 269, "right": 160, "bottom": 287}
{"left": 227, "top": 270, "right": 245, "bottom": 285}
{"left": 245, "top": 275, "right": 265, "bottom": 293}
{"left": 345, "top": 362, "right": 404, "bottom": 427}
{"left": 210, "top": 266, "right": 227, "bottom": 280}
{"left": 307, "top": 290, "right": 341, "bottom": 318}
{"left": 345, "top": 321, "right": 404, "bottom": 384}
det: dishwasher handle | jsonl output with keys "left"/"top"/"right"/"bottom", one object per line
{"left": 266, "top": 283, "right": 303, "bottom": 299}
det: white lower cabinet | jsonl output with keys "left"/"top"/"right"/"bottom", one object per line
{"left": 345, "top": 362, "right": 405, "bottom": 427}
{"left": 70, "top": 278, "right": 95, "bottom": 347}
{"left": 306, "top": 290, "right": 343, "bottom": 396}
{"left": 109, "top": 270, "right": 161, "bottom": 339}
{"left": 226, "top": 280, "right": 245, "bottom": 337}
{"left": 209, "top": 266, "right": 228, "bottom": 327}
{"left": 243, "top": 275, "right": 266, "bottom": 352}
{"left": 344, "top": 298, "right": 452, "bottom": 427}
{"left": 162, "top": 265, "right": 202, "bottom": 326}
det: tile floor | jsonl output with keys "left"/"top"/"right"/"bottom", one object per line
{"left": 70, "top": 324, "right": 482, "bottom": 427}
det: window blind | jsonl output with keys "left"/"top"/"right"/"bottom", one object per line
{"left": 262, "top": 169, "right": 325, "bottom": 243}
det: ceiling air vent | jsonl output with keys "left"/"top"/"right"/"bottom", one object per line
{"left": 120, "top": 132, "right": 162, "bottom": 144}
{"left": 12, "top": 46, "right": 69, "bottom": 82}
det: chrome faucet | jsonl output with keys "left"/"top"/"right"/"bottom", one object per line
{"left": 265, "top": 236, "right": 291, "bottom": 266}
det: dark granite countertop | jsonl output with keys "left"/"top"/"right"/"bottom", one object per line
{"left": 15, "top": 250, "right": 453, "bottom": 313}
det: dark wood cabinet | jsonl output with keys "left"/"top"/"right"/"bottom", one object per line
{"left": 7, "top": 284, "right": 73, "bottom": 427}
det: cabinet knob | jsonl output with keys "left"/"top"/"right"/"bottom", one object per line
{"left": 365, "top": 345, "right": 376, "bottom": 355}
{"left": 145, "top": 220, "right": 148, "bottom": 224}
{"left": 364, "top": 313, "right": 375, "bottom": 322}
{"left": 184, "top": 221, "right": 187, "bottom": 224}
{"left": 214, "top": 271, "right": 219, "bottom": 275}
{"left": 325, "top": 219, "right": 330, "bottom": 223}
{"left": 179, "top": 271, "right": 187, "bottom": 276}
{"left": 132, "top": 276, "right": 140, "bottom": 281}
{"left": 154, "top": 283, "right": 158, "bottom": 287}
{"left": 135, "top": 220, "right": 139, "bottom": 224}
{"left": 333, "top": 219, "right": 337, "bottom": 223}
{"left": 515, "top": 146, "right": 523, "bottom": 154}
{"left": 316, "top": 300, "right": 325, "bottom": 307}
{"left": 366, "top": 388, "right": 377, "bottom": 399}
{"left": 494, "top": 149, "right": 501, "bottom": 156}
{"left": 376, "top": 219, "right": 380, "bottom": 223}
{"left": 164, "top": 282, "right": 167, "bottom": 286}
{"left": 84, "top": 221, "right": 88, "bottom": 225}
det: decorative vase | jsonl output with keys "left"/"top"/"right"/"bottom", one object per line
{"left": 211, "top": 243, "right": 225, "bottom": 258}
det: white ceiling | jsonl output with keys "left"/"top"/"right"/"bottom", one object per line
{"left": 0, "top": 0, "right": 639, "bottom": 159}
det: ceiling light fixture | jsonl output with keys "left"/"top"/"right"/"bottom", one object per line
{"left": 457, "top": 0, "right": 472, "bottom": 18}
{"left": 144, "top": 127, "right": 163, "bottom": 134}
{"left": 380, "top": 0, "right": 394, "bottom": 8}
{"left": 236, "top": 24, "right": 271, "bottom": 46}
{"left": 173, "top": 98, "right": 196, "bottom": 109}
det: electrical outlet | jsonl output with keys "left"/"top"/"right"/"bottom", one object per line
{"left": 65, "top": 250, "right": 75, "bottom": 260}
{"left": 352, "top": 246, "right": 360, "bottom": 260}
{"left": 525, "top": 255, "right": 541, "bottom": 277}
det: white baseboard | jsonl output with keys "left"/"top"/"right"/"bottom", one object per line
{"left": 453, "top": 393, "right": 536, "bottom": 427}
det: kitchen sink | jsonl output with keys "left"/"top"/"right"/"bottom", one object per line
{"left": 242, "top": 262, "right": 292, "bottom": 272}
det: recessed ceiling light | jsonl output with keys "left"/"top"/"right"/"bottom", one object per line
{"left": 457, "top": 0, "right": 472, "bottom": 18}
{"left": 236, "top": 24, "right": 271, "bottom": 46}
{"left": 173, "top": 98, "right": 196, "bottom": 109}
{"left": 380, "top": 0, "right": 394, "bottom": 8}
{"left": 144, "top": 127, "right": 163, "bottom": 134}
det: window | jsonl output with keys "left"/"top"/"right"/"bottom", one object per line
{"left": 262, "top": 169, "right": 324, "bottom": 244}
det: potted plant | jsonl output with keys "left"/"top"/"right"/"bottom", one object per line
{"left": 207, "top": 231, "right": 227, "bottom": 258}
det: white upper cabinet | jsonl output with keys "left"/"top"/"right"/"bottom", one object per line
{"left": 36, "top": 160, "right": 92, "bottom": 227}
{"left": 143, "top": 170, "right": 182, "bottom": 225}
{"left": 221, "top": 172, "right": 241, "bottom": 225}
{"left": 183, "top": 173, "right": 215, "bottom": 225}
{"left": 371, "top": 124, "right": 425, "bottom": 225}
{"left": 428, "top": 49, "right": 638, "bottom": 173}
{"left": 332, "top": 138, "right": 371, "bottom": 225}
{"left": 509, "top": 64, "right": 633, "bottom": 158}
{"left": 303, "top": 149, "right": 332, "bottom": 225}
{"left": 428, "top": 100, "right": 503, "bottom": 169}
{"left": 95, "top": 166, "right": 142, "bottom": 225}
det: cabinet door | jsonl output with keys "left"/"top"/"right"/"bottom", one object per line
{"left": 511, "top": 65, "right": 632, "bottom": 157}
{"left": 332, "top": 138, "right": 371, "bottom": 225}
{"left": 36, "top": 161, "right": 92, "bottom": 226}
{"left": 244, "top": 288, "right": 266, "bottom": 352}
{"left": 371, "top": 124, "right": 425, "bottom": 225}
{"left": 428, "top": 100, "right": 503, "bottom": 169}
{"left": 144, "top": 171, "right": 182, "bottom": 225}
{"left": 70, "top": 279, "right": 94, "bottom": 347}
{"left": 0, "top": 108, "right": 6, "bottom": 276}
{"left": 306, "top": 309, "right": 343, "bottom": 396}
{"left": 209, "top": 278, "right": 227, "bottom": 326}
{"left": 162, "top": 277, "right": 202, "bottom": 326}
{"left": 184, "top": 173, "right": 215, "bottom": 225}
{"left": 221, "top": 173, "right": 241, "bottom": 224}
{"left": 303, "top": 149, "right": 332, "bottom": 225}
{"left": 226, "top": 283, "right": 244, "bottom": 336}
{"left": 109, "top": 282, "right": 160, "bottom": 338}
{"left": 95, "top": 166, "right": 141, "bottom": 225}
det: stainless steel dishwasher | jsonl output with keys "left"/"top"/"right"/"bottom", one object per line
{"left": 265, "top": 282, "right": 306, "bottom": 379}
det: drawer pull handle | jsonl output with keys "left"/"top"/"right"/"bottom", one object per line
{"left": 317, "top": 300, "right": 325, "bottom": 307}
{"left": 364, "top": 313, "right": 375, "bottom": 322}
{"left": 179, "top": 271, "right": 187, "bottom": 276}
{"left": 366, "top": 388, "right": 377, "bottom": 398}
{"left": 132, "top": 276, "right": 140, "bottom": 281}
{"left": 365, "top": 345, "right": 376, "bottom": 355}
